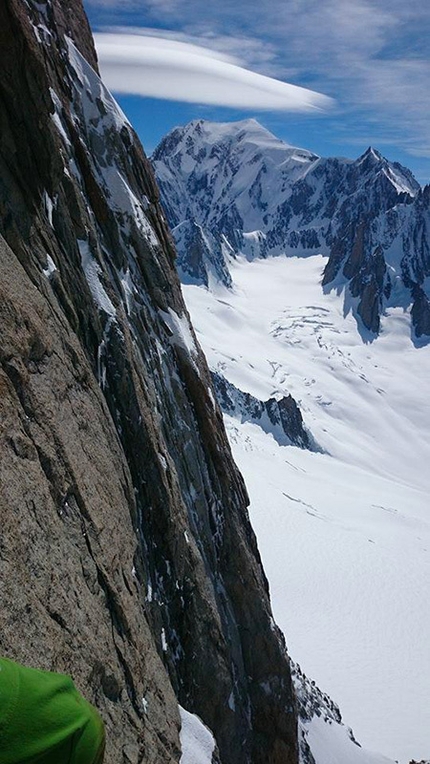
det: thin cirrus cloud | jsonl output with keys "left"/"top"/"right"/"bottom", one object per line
{"left": 93, "top": 31, "right": 333, "bottom": 112}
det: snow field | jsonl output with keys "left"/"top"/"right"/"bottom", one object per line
{"left": 183, "top": 254, "right": 430, "bottom": 763}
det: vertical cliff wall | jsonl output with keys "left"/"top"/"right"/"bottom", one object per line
{"left": 0, "top": 1, "right": 298, "bottom": 762}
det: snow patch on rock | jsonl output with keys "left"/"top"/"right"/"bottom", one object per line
{"left": 78, "top": 239, "right": 116, "bottom": 318}
{"left": 179, "top": 706, "right": 216, "bottom": 764}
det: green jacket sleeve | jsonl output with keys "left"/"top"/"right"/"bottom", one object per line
{"left": 0, "top": 657, "right": 105, "bottom": 764}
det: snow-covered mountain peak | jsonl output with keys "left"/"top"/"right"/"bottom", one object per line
{"left": 173, "top": 116, "right": 282, "bottom": 143}
{"left": 199, "top": 117, "right": 311, "bottom": 155}
{"left": 193, "top": 116, "right": 279, "bottom": 142}
{"left": 358, "top": 145, "right": 383, "bottom": 162}
{"left": 354, "top": 146, "right": 420, "bottom": 196}
{"left": 153, "top": 117, "right": 318, "bottom": 173}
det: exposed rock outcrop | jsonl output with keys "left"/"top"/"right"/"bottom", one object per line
{"left": 0, "top": 2, "right": 298, "bottom": 763}
{"left": 411, "top": 285, "right": 430, "bottom": 338}
{"left": 212, "top": 371, "right": 314, "bottom": 450}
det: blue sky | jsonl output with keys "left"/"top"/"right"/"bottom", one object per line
{"left": 85, "top": 0, "right": 430, "bottom": 184}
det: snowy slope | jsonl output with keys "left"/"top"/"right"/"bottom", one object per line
{"left": 294, "top": 663, "right": 395, "bottom": 764}
{"left": 182, "top": 254, "right": 430, "bottom": 764}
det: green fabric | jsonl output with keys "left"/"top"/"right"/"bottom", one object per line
{"left": 0, "top": 657, "right": 105, "bottom": 764}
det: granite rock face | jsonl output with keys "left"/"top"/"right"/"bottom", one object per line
{"left": 153, "top": 120, "right": 430, "bottom": 340}
{"left": 0, "top": 2, "right": 298, "bottom": 763}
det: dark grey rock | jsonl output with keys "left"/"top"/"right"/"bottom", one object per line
{"left": 411, "top": 285, "right": 430, "bottom": 338}
{"left": 212, "top": 371, "right": 314, "bottom": 450}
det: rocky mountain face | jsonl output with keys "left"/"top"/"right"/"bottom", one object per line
{"left": 0, "top": 2, "right": 298, "bottom": 763}
{"left": 152, "top": 119, "right": 430, "bottom": 339}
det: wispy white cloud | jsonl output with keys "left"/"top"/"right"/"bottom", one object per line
{"left": 282, "top": 0, "right": 430, "bottom": 156}
{"left": 98, "top": 26, "right": 293, "bottom": 77}
{"left": 94, "top": 31, "right": 333, "bottom": 111}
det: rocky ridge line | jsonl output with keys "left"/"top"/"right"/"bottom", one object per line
{"left": 211, "top": 370, "right": 315, "bottom": 450}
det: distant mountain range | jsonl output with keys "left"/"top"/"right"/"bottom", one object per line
{"left": 152, "top": 118, "right": 430, "bottom": 340}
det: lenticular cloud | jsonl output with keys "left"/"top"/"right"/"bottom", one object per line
{"left": 94, "top": 32, "right": 333, "bottom": 112}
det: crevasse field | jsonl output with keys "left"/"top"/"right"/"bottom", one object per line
{"left": 182, "top": 254, "right": 430, "bottom": 764}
